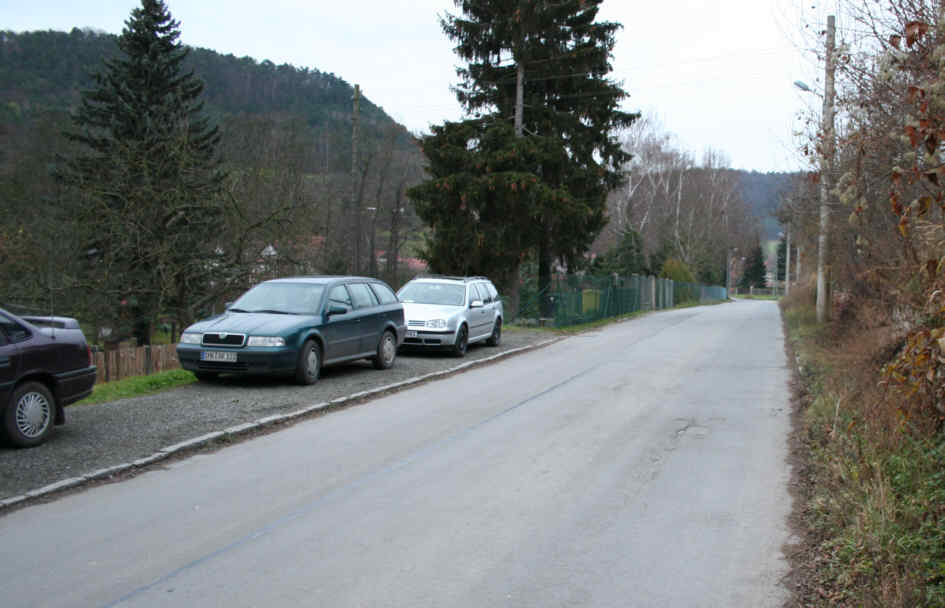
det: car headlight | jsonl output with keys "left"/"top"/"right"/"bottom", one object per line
{"left": 247, "top": 336, "right": 286, "bottom": 347}
{"left": 180, "top": 332, "right": 202, "bottom": 344}
{"left": 425, "top": 319, "right": 448, "bottom": 329}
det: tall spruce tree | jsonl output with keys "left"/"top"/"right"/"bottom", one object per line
{"left": 60, "top": 0, "right": 224, "bottom": 345}
{"left": 776, "top": 236, "right": 786, "bottom": 281}
{"left": 740, "top": 244, "right": 768, "bottom": 289}
{"left": 410, "top": 0, "right": 637, "bottom": 311}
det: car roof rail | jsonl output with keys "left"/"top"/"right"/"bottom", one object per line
{"left": 413, "top": 274, "right": 490, "bottom": 282}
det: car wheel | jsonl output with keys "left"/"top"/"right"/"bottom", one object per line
{"left": 295, "top": 340, "right": 321, "bottom": 385}
{"left": 194, "top": 371, "right": 218, "bottom": 382}
{"left": 486, "top": 318, "right": 502, "bottom": 347}
{"left": 452, "top": 325, "right": 468, "bottom": 357}
{"left": 373, "top": 330, "right": 397, "bottom": 370}
{"left": 3, "top": 382, "right": 56, "bottom": 448}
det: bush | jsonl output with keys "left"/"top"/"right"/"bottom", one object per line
{"left": 660, "top": 258, "right": 694, "bottom": 283}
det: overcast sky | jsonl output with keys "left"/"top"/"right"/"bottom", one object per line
{"left": 1, "top": 0, "right": 835, "bottom": 173}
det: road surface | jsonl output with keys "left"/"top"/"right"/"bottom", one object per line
{"left": 0, "top": 300, "right": 792, "bottom": 607}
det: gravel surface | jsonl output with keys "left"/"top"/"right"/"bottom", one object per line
{"left": 0, "top": 329, "right": 555, "bottom": 501}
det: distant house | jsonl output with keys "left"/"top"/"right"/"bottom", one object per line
{"left": 375, "top": 250, "right": 428, "bottom": 275}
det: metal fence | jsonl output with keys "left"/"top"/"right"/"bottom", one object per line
{"left": 514, "top": 274, "right": 728, "bottom": 327}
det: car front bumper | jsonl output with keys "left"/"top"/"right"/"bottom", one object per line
{"left": 176, "top": 344, "right": 298, "bottom": 376}
{"left": 401, "top": 329, "right": 455, "bottom": 347}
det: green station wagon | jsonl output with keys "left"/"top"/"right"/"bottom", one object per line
{"left": 176, "top": 276, "right": 405, "bottom": 384}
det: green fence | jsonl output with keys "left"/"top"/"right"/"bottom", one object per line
{"left": 513, "top": 274, "right": 728, "bottom": 328}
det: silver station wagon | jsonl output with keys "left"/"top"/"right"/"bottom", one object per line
{"left": 396, "top": 276, "right": 503, "bottom": 357}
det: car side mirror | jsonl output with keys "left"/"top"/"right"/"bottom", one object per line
{"left": 326, "top": 304, "right": 348, "bottom": 317}
{"left": 470, "top": 300, "right": 483, "bottom": 309}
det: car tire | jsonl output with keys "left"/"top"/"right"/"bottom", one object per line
{"left": 194, "top": 371, "right": 218, "bottom": 382}
{"left": 3, "top": 382, "right": 56, "bottom": 448}
{"left": 486, "top": 318, "right": 502, "bottom": 347}
{"left": 295, "top": 339, "right": 321, "bottom": 385}
{"left": 452, "top": 325, "right": 468, "bottom": 357}
{"left": 373, "top": 330, "right": 397, "bottom": 370}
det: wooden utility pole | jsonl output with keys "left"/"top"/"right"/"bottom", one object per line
{"left": 816, "top": 15, "right": 836, "bottom": 323}
{"left": 351, "top": 84, "right": 361, "bottom": 272}
{"left": 785, "top": 224, "right": 791, "bottom": 296}
{"left": 796, "top": 246, "right": 802, "bottom": 286}
{"left": 515, "top": 62, "right": 524, "bottom": 137}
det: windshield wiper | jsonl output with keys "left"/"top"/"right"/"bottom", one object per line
{"left": 251, "top": 309, "right": 292, "bottom": 315}
{"left": 227, "top": 308, "right": 250, "bottom": 313}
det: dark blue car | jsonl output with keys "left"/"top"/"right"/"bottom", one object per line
{"left": 0, "top": 308, "right": 97, "bottom": 447}
{"left": 176, "top": 276, "right": 406, "bottom": 385}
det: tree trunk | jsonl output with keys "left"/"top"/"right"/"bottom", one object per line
{"left": 539, "top": 226, "right": 553, "bottom": 318}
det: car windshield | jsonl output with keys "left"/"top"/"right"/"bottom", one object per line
{"left": 398, "top": 282, "right": 466, "bottom": 306}
{"left": 230, "top": 283, "right": 325, "bottom": 315}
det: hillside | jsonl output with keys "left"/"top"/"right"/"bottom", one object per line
{"left": 0, "top": 27, "right": 429, "bottom": 315}
{"left": 1, "top": 28, "right": 398, "bottom": 140}
{"left": 735, "top": 170, "right": 797, "bottom": 241}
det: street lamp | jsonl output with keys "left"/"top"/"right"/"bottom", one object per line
{"left": 793, "top": 80, "right": 812, "bottom": 93}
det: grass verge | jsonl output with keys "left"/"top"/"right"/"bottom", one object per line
{"left": 75, "top": 369, "right": 197, "bottom": 405}
{"left": 782, "top": 287, "right": 945, "bottom": 607}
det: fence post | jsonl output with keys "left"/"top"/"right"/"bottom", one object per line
{"left": 649, "top": 275, "right": 656, "bottom": 310}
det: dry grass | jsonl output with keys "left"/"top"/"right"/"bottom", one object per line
{"left": 783, "top": 284, "right": 945, "bottom": 607}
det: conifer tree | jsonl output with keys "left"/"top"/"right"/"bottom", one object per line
{"left": 776, "top": 236, "right": 787, "bottom": 281}
{"left": 740, "top": 244, "right": 768, "bottom": 289}
{"left": 410, "top": 0, "right": 637, "bottom": 309}
{"left": 60, "top": 0, "right": 224, "bottom": 345}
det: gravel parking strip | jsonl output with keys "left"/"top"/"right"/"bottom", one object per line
{"left": 0, "top": 329, "right": 557, "bottom": 508}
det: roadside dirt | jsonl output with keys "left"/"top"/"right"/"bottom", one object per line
{"left": 780, "top": 313, "right": 823, "bottom": 608}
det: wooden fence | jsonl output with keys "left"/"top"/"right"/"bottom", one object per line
{"left": 92, "top": 344, "right": 181, "bottom": 384}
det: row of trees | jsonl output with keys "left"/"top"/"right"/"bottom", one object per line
{"left": 0, "top": 2, "right": 426, "bottom": 344}
{"left": 783, "top": 1, "right": 945, "bottom": 417}
{"left": 591, "top": 114, "right": 764, "bottom": 284}
{"left": 408, "top": 0, "right": 637, "bottom": 312}
{"left": 1, "top": 0, "right": 768, "bottom": 345}
{"left": 782, "top": 5, "right": 945, "bottom": 604}
{"left": 408, "top": 1, "right": 765, "bottom": 308}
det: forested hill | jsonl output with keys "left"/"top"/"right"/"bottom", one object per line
{"left": 1, "top": 26, "right": 429, "bottom": 308}
{"left": 0, "top": 28, "right": 400, "bottom": 140}
{"left": 735, "top": 170, "right": 798, "bottom": 241}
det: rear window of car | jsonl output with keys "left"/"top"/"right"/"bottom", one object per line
{"left": 348, "top": 283, "right": 379, "bottom": 309}
{"left": 370, "top": 282, "right": 398, "bottom": 305}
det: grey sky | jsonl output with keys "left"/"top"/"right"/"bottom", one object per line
{"left": 1, "top": 0, "right": 830, "bottom": 172}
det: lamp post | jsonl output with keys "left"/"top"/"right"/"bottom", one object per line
{"left": 794, "top": 14, "right": 836, "bottom": 322}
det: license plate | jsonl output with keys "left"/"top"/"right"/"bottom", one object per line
{"left": 406, "top": 330, "right": 418, "bottom": 338}
{"left": 201, "top": 350, "right": 237, "bottom": 363}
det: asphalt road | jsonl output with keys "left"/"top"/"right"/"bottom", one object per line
{"left": 0, "top": 329, "right": 552, "bottom": 501}
{"left": 0, "top": 300, "right": 792, "bottom": 607}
